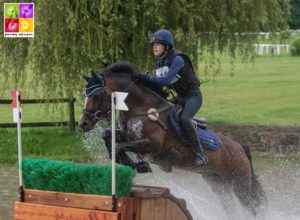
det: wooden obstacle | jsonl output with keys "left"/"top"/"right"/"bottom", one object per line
{"left": 14, "top": 185, "right": 192, "bottom": 220}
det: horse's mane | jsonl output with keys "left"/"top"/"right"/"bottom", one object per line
{"left": 103, "top": 61, "right": 139, "bottom": 76}
{"left": 103, "top": 61, "right": 169, "bottom": 99}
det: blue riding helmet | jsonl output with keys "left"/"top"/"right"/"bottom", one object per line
{"left": 150, "top": 29, "right": 174, "bottom": 48}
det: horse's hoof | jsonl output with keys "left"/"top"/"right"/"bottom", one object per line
{"left": 136, "top": 161, "right": 152, "bottom": 173}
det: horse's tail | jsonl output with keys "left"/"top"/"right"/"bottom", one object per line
{"left": 241, "top": 144, "right": 268, "bottom": 216}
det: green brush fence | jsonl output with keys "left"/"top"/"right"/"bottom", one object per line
{"left": 21, "top": 159, "right": 136, "bottom": 196}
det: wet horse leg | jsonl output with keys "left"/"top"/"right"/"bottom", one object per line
{"left": 231, "top": 173, "right": 256, "bottom": 217}
{"left": 233, "top": 146, "right": 267, "bottom": 218}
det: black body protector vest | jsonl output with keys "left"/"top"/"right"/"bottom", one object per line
{"left": 156, "top": 49, "right": 200, "bottom": 96}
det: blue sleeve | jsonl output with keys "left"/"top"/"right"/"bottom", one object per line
{"left": 145, "top": 56, "right": 185, "bottom": 86}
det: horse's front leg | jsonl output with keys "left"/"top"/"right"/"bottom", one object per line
{"left": 101, "top": 129, "right": 151, "bottom": 173}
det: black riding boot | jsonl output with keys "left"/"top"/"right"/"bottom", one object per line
{"left": 193, "top": 135, "right": 208, "bottom": 167}
{"left": 182, "top": 126, "right": 208, "bottom": 167}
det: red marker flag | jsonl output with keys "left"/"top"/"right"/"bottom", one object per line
{"left": 11, "top": 90, "right": 21, "bottom": 107}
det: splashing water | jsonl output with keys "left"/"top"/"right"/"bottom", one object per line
{"left": 82, "top": 121, "right": 111, "bottom": 163}
{"left": 134, "top": 165, "right": 246, "bottom": 220}
{"left": 257, "top": 162, "right": 300, "bottom": 220}
{"left": 134, "top": 163, "right": 300, "bottom": 220}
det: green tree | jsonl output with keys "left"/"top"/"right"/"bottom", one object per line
{"left": 288, "top": 0, "right": 300, "bottom": 29}
{"left": 0, "top": 0, "right": 289, "bottom": 98}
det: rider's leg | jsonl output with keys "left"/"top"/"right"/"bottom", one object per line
{"left": 180, "top": 94, "right": 208, "bottom": 167}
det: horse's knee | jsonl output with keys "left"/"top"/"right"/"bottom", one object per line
{"left": 102, "top": 129, "right": 125, "bottom": 142}
{"left": 116, "top": 130, "right": 125, "bottom": 142}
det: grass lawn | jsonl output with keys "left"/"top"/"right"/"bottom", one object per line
{"left": 199, "top": 56, "right": 300, "bottom": 125}
{"left": 0, "top": 127, "right": 89, "bottom": 163}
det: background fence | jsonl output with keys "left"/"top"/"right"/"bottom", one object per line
{"left": 0, "top": 98, "right": 76, "bottom": 131}
{"left": 254, "top": 43, "right": 290, "bottom": 55}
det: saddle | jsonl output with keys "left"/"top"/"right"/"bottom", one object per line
{"left": 168, "top": 106, "right": 220, "bottom": 151}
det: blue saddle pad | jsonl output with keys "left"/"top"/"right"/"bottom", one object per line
{"left": 169, "top": 108, "right": 219, "bottom": 151}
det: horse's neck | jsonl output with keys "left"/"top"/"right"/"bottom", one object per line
{"left": 107, "top": 76, "right": 161, "bottom": 113}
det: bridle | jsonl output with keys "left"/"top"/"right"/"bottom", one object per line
{"left": 81, "top": 73, "right": 138, "bottom": 122}
{"left": 82, "top": 74, "right": 111, "bottom": 121}
{"left": 82, "top": 93, "right": 109, "bottom": 120}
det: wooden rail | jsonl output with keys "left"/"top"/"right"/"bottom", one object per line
{"left": 14, "top": 186, "right": 193, "bottom": 220}
{"left": 0, "top": 98, "right": 76, "bottom": 131}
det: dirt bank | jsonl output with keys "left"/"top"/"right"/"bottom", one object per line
{"left": 211, "top": 125, "right": 300, "bottom": 156}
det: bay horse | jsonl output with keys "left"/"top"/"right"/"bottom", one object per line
{"left": 79, "top": 61, "right": 267, "bottom": 217}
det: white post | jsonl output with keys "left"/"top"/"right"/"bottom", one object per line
{"left": 16, "top": 91, "right": 23, "bottom": 188}
{"left": 110, "top": 91, "right": 128, "bottom": 211}
{"left": 111, "top": 92, "right": 116, "bottom": 211}
{"left": 12, "top": 90, "right": 24, "bottom": 202}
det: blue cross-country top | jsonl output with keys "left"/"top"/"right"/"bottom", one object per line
{"left": 143, "top": 48, "right": 200, "bottom": 96}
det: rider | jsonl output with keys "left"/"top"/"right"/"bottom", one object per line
{"left": 138, "top": 29, "right": 208, "bottom": 167}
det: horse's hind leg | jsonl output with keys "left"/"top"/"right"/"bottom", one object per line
{"left": 232, "top": 173, "right": 267, "bottom": 219}
{"left": 231, "top": 174, "right": 255, "bottom": 217}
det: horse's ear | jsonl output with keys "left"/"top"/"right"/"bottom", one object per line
{"left": 91, "top": 71, "right": 102, "bottom": 84}
{"left": 81, "top": 74, "right": 90, "bottom": 82}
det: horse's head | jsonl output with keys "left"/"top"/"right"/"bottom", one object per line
{"left": 79, "top": 72, "right": 111, "bottom": 132}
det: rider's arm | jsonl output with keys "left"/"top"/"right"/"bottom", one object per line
{"left": 144, "top": 56, "right": 185, "bottom": 86}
